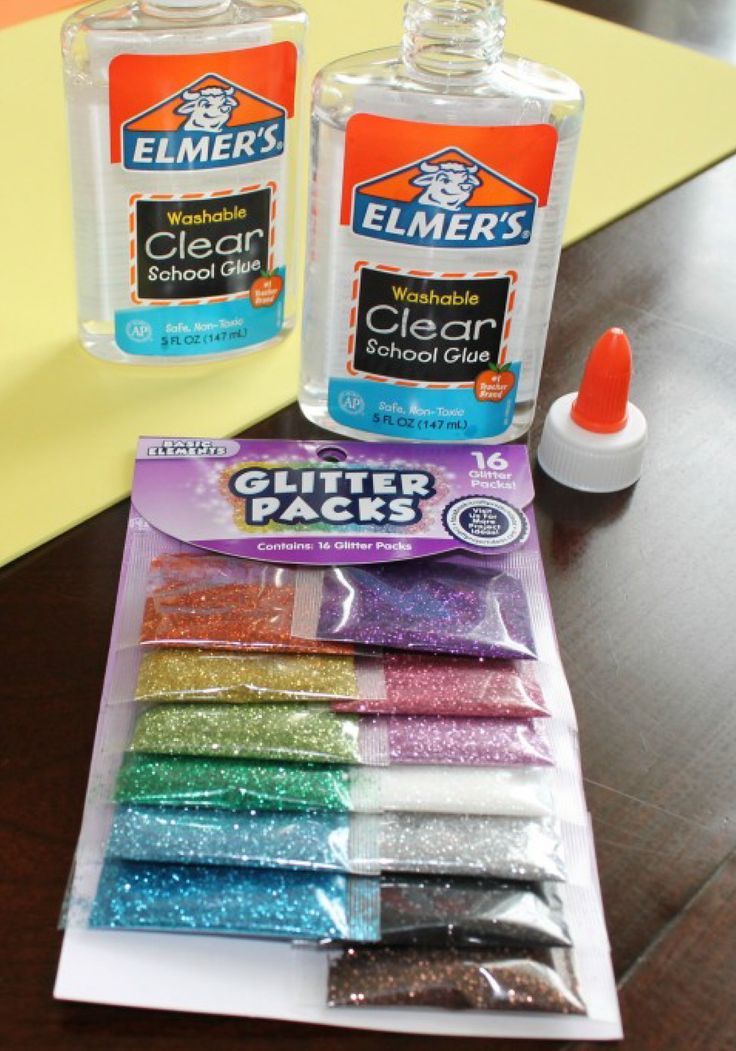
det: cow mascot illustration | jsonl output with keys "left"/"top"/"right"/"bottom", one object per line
{"left": 175, "top": 86, "right": 239, "bottom": 132}
{"left": 411, "top": 160, "right": 482, "bottom": 211}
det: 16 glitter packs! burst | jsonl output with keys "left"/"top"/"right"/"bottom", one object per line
{"left": 60, "top": 439, "right": 619, "bottom": 1036}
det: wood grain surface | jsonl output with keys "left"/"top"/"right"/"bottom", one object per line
{"left": 2, "top": 2, "right": 735, "bottom": 1048}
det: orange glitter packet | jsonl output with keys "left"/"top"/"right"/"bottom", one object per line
{"left": 140, "top": 553, "right": 353, "bottom": 655}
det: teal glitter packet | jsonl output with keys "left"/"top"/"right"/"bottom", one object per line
{"left": 116, "top": 754, "right": 352, "bottom": 811}
{"left": 91, "top": 859, "right": 380, "bottom": 941}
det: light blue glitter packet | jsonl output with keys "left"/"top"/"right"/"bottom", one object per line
{"left": 90, "top": 858, "right": 380, "bottom": 941}
{"left": 108, "top": 806, "right": 354, "bottom": 870}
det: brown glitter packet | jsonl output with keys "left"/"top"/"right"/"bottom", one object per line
{"left": 327, "top": 945, "right": 586, "bottom": 1013}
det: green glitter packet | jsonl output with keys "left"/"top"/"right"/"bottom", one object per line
{"left": 129, "top": 703, "right": 377, "bottom": 765}
{"left": 116, "top": 754, "right": 353, "bottom": 812}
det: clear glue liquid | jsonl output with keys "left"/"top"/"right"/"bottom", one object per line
{"left": 62, "top": 0, "right": 306, "bottom": 364}
{"left": 299, "top": 0, "right": 583, "bottom": 442}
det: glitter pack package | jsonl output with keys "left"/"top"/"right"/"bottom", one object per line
{"left": 134, "top": 648, "right": 550, "bottom": 719}
{"left": 57, "top": 439, "right": 620, "bottom": 1041}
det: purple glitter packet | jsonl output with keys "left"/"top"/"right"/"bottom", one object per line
{"left": 380, "top": 716, "right": 552, "bottom": 766}
{"left": 314, "top": 552, "right": 537, "bottom": 659}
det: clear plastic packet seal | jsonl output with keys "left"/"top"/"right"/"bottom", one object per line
{"left": 139, "top": 549, "right": 540, "bottom": 661}
{"left": 133, "top": 646, "right": 552, "bottom": 719}
{"left": 115, "top": 755, "right": 556, "bottom": 818}
{"left": 85, "top": 858, "right": 381, "bottom": 942}
{"left": 327, "top": 944, "right": 586, "bottom": 1013}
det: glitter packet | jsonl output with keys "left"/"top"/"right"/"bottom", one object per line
{"left": 134, "top": 647, "right": 550, "bottom": 719}
{"left": 90, "top": 859, "right": 380, "bottom": 942}
{"left": 115, "top": 755, "right": 556, "bottom": 817}
{"left": 378, "top": 877, "right": 571, "bottom": 949}
{"left": 103, "top": 805, "right": 567, "bottom": 880}
{"left": 327, "top": 945, "right": 586, "bottom": 1013}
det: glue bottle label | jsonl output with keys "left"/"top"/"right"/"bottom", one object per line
{"left": 107, "top": 45, "right": 296, "bottom": 357}
{"left": 327, "top": 114, "right": 557, "bottom": 439}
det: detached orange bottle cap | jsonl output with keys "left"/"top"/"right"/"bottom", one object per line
{"left": 537, "top": 328, "right": 647, "bottom": 493}
{"left": 570, "top": 328, "right": 631, "bottom": 433}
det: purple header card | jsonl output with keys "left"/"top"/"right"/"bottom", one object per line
{"left": 133, "top": 437, "right": 534, "bottom": 565}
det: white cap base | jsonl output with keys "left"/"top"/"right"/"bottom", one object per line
{"left": 537, "top": 392, "right": 647, "bottom": 493}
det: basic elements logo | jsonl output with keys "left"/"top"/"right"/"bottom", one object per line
{"left": 351, "top": 147, "right": 537, "bottom": 249}
{"left": 122, "top": 73, "right": 286, "bottom": 172}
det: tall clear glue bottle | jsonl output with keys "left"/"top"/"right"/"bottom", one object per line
{"left": 299, "top": 0, "right": 583, "bottom": 442}
{"left": 62, "top": 0, "right": 307, "bottom": 364}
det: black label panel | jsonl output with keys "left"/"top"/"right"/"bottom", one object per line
{"left": 134, "top": 188, "right": 271, "bottom": 302}
{"left": 353, "top": 267, "right": 510, "bottom": 383}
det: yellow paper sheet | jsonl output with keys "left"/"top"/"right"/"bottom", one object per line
{"left": 1, "top": 0, "right": 735, "bottom": 566}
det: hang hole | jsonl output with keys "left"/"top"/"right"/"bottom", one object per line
{"left": 317, "top": 445, "right": 348, "bottom": 463}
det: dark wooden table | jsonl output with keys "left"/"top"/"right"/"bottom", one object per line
{"left": 2, "top": 3, "right": 735, "bottom": 1048}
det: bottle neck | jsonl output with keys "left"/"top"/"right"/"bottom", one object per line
{"left": 402, "top": 0, "right": 505, "bottom": 81}
{"left": 142, "top": 0, "right": 230, "bottom": 18}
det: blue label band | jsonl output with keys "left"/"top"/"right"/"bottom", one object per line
{"left": 115, "top": 272, "right": 284, "bottom": 357}
{"left": 328, "top": 366, "right": 520, "bottom": 441}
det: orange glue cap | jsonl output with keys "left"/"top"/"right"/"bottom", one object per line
{"left": 537, "top": 328, "right": 647, "bottom": 492}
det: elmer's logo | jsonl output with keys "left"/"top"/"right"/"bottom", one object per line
{"left": 122, "top": 74, "right": 286, "bottom": 172}
{"left": 352, "top": 148, "right": 537, "bottom": 249}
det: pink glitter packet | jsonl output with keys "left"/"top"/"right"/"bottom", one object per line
{"left": 338, "top": 653, "right": 548, "bottom": 718}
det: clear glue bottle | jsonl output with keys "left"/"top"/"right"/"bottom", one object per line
{"left": 62, "top": 0, "right": 307, "bottom": 364}
{"left": 299, "top": 0, "right": 583, "bottom": 441}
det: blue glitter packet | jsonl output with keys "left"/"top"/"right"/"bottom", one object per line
{"left": 91, "top": 859, "right": 380, "bottom": 941}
